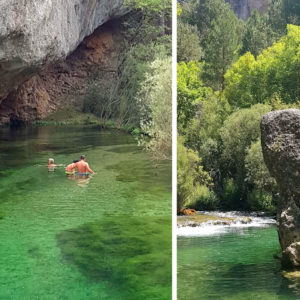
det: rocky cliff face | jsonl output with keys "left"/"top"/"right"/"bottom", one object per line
{"left": 261, "top": 109, "right": 300, "bottom": 268}
{"left": 225, "top": 0, "right": 268, "bottom": 20}
{"left": 0, "top": 0, "right": 128, "bottom": 124}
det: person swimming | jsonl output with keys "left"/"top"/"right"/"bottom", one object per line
{"left": 65, "top": 160, "right": 79, "bottom": 175}
{"left": 47, "top": 158, "right": 64, "bottom": 172}
{"left": 75, "top": 155, "right": 95, "bottom": 176}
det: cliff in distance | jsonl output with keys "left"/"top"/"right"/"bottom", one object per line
{"left": 225, "top": 0, "right": 268, "bottom": 20}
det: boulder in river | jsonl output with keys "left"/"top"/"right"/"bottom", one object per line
{"left": 261, "top": 109, "right": 300, "bottom": 268}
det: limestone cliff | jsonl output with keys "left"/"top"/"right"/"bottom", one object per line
{"left": 0, "top": 0, "right": 128, "bottom": 124}
{"left": 225, "top": 0, "right": 268, "bottom": 20}
{"left": 1, "top": 20, "right": 125, "bottom": 124}
{"left": 261, "top": 109, "right": 300, "bottom": 268}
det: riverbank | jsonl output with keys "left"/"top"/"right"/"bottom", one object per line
{"left": 17, "top": 105, "right": 141, "bottom": 135}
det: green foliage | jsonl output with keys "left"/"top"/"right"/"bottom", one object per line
{"left": 83, "top": 0, "right": 171, "bottom": 129}
{"left": 83, "top": 80, "right": 117, "bottom": 120}
{"left": 244, "top": 140, "right": 277, "bottom": 211}
{"left": 131, "top": 128, "right": 140, "bottom": 135}
{"left": 185, "top": 94, "right": 231, "bottom": 148}
{"left": 202, "top": 5, "right": 241, "bottom": 89}
{"left": 245, "top": 140, "right": 277, "bottom": 193}
{"left": 177, "top": 0, "right": 299, "bottom": 212}
{"left": 177, "top": 61, "right": 212, "bottom": 132}
{"left": 221, "top": 178, "right": 241, "bottom": 209}
{"left": 117, "top": 43, "right": 170, "bottom": 125}
{"left": 241, "top": 10, "right": 274, "bottom": 58}
{"left": 124, "top": 0, "right": 171, "bottom": 12}
{"left": 104, "top": 120, "right": 115, "bottom": 129}
{"left": 137, "top": 57, "right": 172, "bottom": 160}
{"left": 246, "top": 189, "right": 275, "bottom": 212}
{"left": 220, "top": 104, "right": 271, "bottom": 207}
{"left": 177, "top": 136, "right": 212, "bottom": 210}
{"left": 225, "top": 25, "right": 300, "bottom": 107}
{"left": 220, "top": 104, "right": 271, "bottom": 174}
{"left": 181, "top": 0, "right": 227, "bottom": 38}
{"left": 177, "top": 20, "right": 203, "bottom": 62}
{"left": 187, "top": 185, "right": 218, "bottom": 210}
{"left": 268, "top": 0, "right": 300, "bottom": 36}
{"left": 177, "top": 2, "right": 182, "bottom": 16}
{"left": 180, "top": 0, "right": 243, "bottom": 89}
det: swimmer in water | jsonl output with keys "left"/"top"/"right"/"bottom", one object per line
{"left": 75, "top": 155, "right": 95, "bottom": 177}
{"left": 47, "top": 158, "right": 64, "bottom": 172}
{"left": 65, "top": 160, "right": 79, "bottom": 176}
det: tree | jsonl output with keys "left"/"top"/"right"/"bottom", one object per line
{"left": 220, "top": 104, "right": 271, "bottom": 207}
{"left": 245, "top": 140, "right": 277, "bottom": 211}
{"left": 179, "top": 0, "right": 243, "bottom": 90}
{"left": 177, "top": 20, "right": 203, "bottom": 62}
{"left": 241, "top": 10, "right": 273, "bottom": 58}
{"left": 177, "top": 135, "right": 212, "bottom": 210}
{"left": 202, "top": 3, "right": 241, "bottom": 90}
{"left": 225, "top": 25, "right": 300, "bottom": 108}
{"left": 137, "top": 57, "right": 172, "bottom": 160}
{"left": 177, "top": 61, "right": 212, "bottom": 132}
{"left": 245, "top": 140, "right": 277, "bottom": 193}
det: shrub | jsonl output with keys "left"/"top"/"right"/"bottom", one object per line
{"left": 187, "top": 185, "right": 218, "bottom": 210}
{"left": 246, "top": 189, "right": 275, "bottom": 212}
{"left": 137, "top": 57, "right": 172, "bottom": 160}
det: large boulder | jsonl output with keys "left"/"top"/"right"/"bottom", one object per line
{"left": 0, "top": 0, "right": 128, "bottom": 102}
{"left": 261, "top": 109, "right": 300, "bottom": 268}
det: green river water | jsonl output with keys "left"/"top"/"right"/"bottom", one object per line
{"left": 178, "top": 226, "right": 300, "bottom": 300}
{"left": 0, "top": 126, "right": 171, "bottom": 300}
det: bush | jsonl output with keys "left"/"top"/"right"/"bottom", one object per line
{"left": 247, "top": 189, "right": 275, "bottom": 212}
{"left": 104, "top": 120, "right": 115, "bottom": 128}
{"left": 187, "top": 185, "right": 218, "bottom": 210}
{"left": 220, "top": 178, "right": 241, "bottom": 209}
{"left": 137, "top": 57, "right": 172, "bottom": 160}
{"left": 131, "top": 128, "right": 140, "bottom": 135}
{"left": 177, "top": 136, "right": 212, "bottom": 210}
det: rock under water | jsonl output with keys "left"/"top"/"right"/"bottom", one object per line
{"left": 261, "top": 109, "right": 300, "bottom": 268}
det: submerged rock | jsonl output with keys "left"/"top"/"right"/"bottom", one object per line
{"left": 261, "top": 109, "right": 300, "bottom": 268}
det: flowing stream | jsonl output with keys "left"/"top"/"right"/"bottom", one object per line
{"left": 0, "top": 126, "right": 171, "bottom": 300}
{"left": 178, "top": 212, "right": 300, "bottom": 299}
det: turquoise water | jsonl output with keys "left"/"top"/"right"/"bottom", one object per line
{"left": 0, "top": 126, "right": 171, "bottom": 299}
{"left": 178, "top": 226, "right": 300, "bottom": 299}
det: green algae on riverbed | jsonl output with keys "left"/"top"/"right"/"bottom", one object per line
{"left": 57, "top": 216, "right": 171, "bottom": 299}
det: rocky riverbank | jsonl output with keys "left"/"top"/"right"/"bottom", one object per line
{"left": 177, "top": 211, "right": 276, "bottom": 236}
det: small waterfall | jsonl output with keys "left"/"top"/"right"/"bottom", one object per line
{"left": 177, "top": 211, "right": 276, "bottom": 237}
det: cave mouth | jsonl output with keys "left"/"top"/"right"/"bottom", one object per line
{"left": 9, "top": 117, "right": 26, "bottom": 128}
